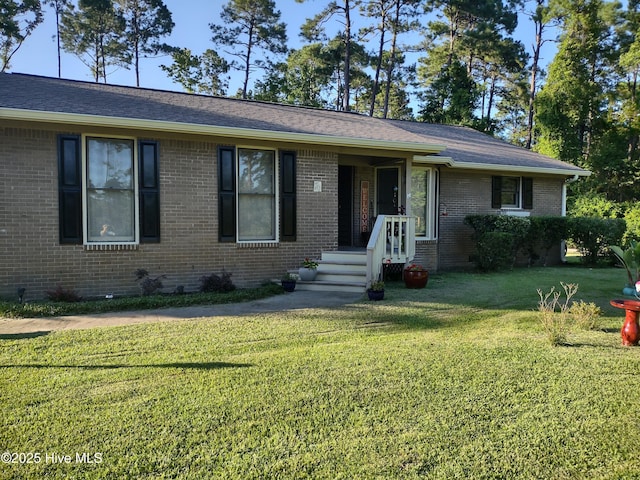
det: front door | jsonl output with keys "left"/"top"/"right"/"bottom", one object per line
{"left": 377, "top": 167, "right": 400, "bottom": 215}
{"left": 338, "top": 166, "right": 353, "bottom": 246}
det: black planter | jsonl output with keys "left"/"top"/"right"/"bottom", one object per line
{"left": 367, "top": 289, "right": 384, "bottom": 301}
{"left": 281, "top": 280, "right": 296, "bottom": 292}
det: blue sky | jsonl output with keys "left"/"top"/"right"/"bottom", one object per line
{"left": 7, "top": 0, "right": 555, "bottom": 98}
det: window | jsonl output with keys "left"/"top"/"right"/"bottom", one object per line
{"left": 411, "top": 166, "right": 438, "bottom": 239}
{"left": 218, "top": 147, "right": 296, "bottom": 243}
{"left": 86, "top": 137, "right": 135, "bottom": 242}
{"left": 58, "top": 135, "right": 160, "bottom": 244}
{"left": 238, "top": 148, "right": 276, "bottom": 241}
{"left": 492, "top": 176, "right": 533, "bottom": 210}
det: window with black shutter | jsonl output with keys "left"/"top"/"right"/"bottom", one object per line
{"left": 58, "top": 135, "right": 83, "bottom": 244}
{"left": 57, "top": 135, "right": 161, "bottom": 245}
{"left": 139, "top": 141, "right": 160, "bottom": 242}
{"left": 218, "top": 146, "right": 236, "bottom": 242}
{"left": 491, "top": 175, "right": 533, "bottom": 210}
{"left": 280, "top": 151, "right": 297, "bottom": 241}
{"left": 218, "top": 147, "right": 297, "bottom": 243}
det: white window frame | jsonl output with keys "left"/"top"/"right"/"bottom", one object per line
{"left": 236, "top": 146, "right": 279, "bottom": 244}
{"left": 82, "top": 134, "right": 139, "bottom": 245}
{"left": 411, "top": 166, "right": 438, "bottom": 240}
{"left": 500, "top": 176, "right": 522, "bottom": 209}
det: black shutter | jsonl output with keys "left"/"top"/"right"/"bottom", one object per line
{"left": 491, "top": 176, "right": 502, "bottom": 209}
{"left": 522, "top": 177, "right": 533, "bottom": 209}
{"left": 139, "top": 141, "right": 160, "bottom": 242}
{"left": 218, "top": 146, "right": 236, "bottom": 242}
{"left": 280, "top": 151, "right": 297, "bottom": 241}
{"left": 58, "top": 135, "right": 82, "bottom": 244}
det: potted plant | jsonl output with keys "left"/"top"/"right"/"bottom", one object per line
{"left": 403, "top": 263, "right": 429, "bottom": 289}
{"left": 610, "top": 242, "right": 640, "bottom": 296}
{"left": 367, "top": 280, "right": 385, "bottom": 301}
{"left": 281, "top": 273, "right": 297, "bottom": 292}
{"left": 298, "top": 257, "right": 319, "bottom": 281}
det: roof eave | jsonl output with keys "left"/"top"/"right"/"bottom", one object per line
{"left": 0, "top": 108, "right": 447, "bottom": 155}
{"left": 413, "top": 155, "right": 591, "bottom": 177}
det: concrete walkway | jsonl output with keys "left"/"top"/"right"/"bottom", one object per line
{"left": 0, "top": 291, "right": 365, "bottom": 335}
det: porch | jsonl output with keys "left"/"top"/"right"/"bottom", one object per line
{"left": 296, "top": 215, "right": 416, "bottom": 293}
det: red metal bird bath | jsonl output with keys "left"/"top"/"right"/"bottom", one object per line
{"left": 610, "top": 299, "right": 640, "bottom": 346}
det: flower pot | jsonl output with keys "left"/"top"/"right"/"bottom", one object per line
{"left": 403, "top": 270, "right": 428, "bottom": 289}
{"left": 367, "top": 289, "right": 384, "bottom": 301}
{"left": 281, "top": 280, "right": 296, "bottom": 292}
{"left": 298, "top": 267, "right": 318, "bottom": 281}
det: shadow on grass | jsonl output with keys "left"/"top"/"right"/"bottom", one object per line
{"left": 0, "top": 362, "right": 252, "bottom": 370}
{"left": 0, "top": 331, "right": 51, "bottom": 340}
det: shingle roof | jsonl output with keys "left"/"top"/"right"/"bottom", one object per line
{"left": 390, "top": 121, "right": 588, "bottom": 174}
{"left": 0, "top": 72, "right": 588, "bottom": 176}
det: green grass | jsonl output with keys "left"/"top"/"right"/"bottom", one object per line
{"left": 0, "top": 283, "right": 284, "bottom": 318}
{"left": 2, "top": 267, "right": 640, "bottom": 479}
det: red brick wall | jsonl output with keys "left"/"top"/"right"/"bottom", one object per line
{"left": 0, "top": 126, "right": 338, "bottom": 300}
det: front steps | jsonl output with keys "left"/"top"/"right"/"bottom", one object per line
{"left": 295, "top": 250, "right": 367, "bottom": 293}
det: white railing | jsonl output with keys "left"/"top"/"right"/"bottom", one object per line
{"left": 366, "top": 215, "right": 416, "bottom": 286}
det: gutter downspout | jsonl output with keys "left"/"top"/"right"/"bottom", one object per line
{"left": 561, "top": 175, "right": 580, "bottom": 262}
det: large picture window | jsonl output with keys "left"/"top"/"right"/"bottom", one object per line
{"left": 238, "top": 148, "right": 276, "bottom": 241}
{"left": 86, "top": 137, "right": 135, "bottom": 242}
{"left": 411, "top": 166, "right": 437, "bottom": 239}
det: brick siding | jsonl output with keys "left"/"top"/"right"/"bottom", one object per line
{"left": 436, "top": 169, "right": 564, "bottom": 270}
{"left": 0, "top": 126, "right": 338, "bottom": 300}
{"left": 0, "top": 125, "right": 569, "bottom": 300}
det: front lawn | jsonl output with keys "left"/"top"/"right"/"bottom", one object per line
{"left": 1, "top": 267, "right": 639, "bottom": 479}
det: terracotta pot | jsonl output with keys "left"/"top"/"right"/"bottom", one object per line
{"left": 403, "top": 269, "right": 428, "bottom": 289}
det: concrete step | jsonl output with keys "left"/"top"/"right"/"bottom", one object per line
{"left": 317, "top": 263, "right": 367, "bottom": 274}
{"left": 321, "top": 250, "right": 367, "bottom": 264}
{"left": 316, "top": 271, "right": 366, "bottom": 284}
{"left": 295, "top": 280, "right": 366, "bottom": 293}
{"left": 279, "top": 250, "right": 369, "bottom": 293}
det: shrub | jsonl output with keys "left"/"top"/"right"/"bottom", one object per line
{"left": 569, "top": 300, "right": 602, "bottom": 330}
{"left": 622, "top": 204, "right": 640, "bottom": 246}
{"left": 474, "top": 231, "right": 514, "bottom": 271}
{"left": 527, "top": 216, "right": 568, "bottom": 266}
{"left": 46, "top": 285, "right": 82, "bottom": 303}
{"left": 465, "top": 215, "right": 531, "bottom": 270}
{"left": 199, "top": 271, "right": 236, "bottom": 293}
{"left": 135, "top": 269, "right": 166, "bottom": 296}
{"left": 570, "top": 194, "right": 621, "bottom": 218}
{"left": 537, "top": 283, "right": 578, "bottom": 346}
{"left": 567, "top": 217, "right": 626, "bottom": 265}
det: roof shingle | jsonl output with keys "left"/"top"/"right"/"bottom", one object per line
{"left": 0, "top": 73, "right": 587, "bottom": 175}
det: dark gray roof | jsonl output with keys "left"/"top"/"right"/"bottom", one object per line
{"left": 0, "top": 72, "right": 587, "bottom": 176}
{"left": 390, "top": 121, "right": 587, "bottom": 174}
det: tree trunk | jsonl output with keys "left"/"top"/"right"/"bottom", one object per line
{"left": 628, "top": 72, "right": 638, "bottom": 162}
{"left": 342, "top": 0, "right": 352, "bottom": 111}
{"left": 369, "top": 17, "right": 386, "bottom": 117}
{"left": 242, "top": 21, "right": 255, "bottom": 99}
{"left": 55, "top": 3, "right": 62, "bottom": 78}
{"left": 383, "top": 0, "right": 401, "bottom": 119}
{"left": 526, "top": 3, "right": 544, "bottom": 150}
